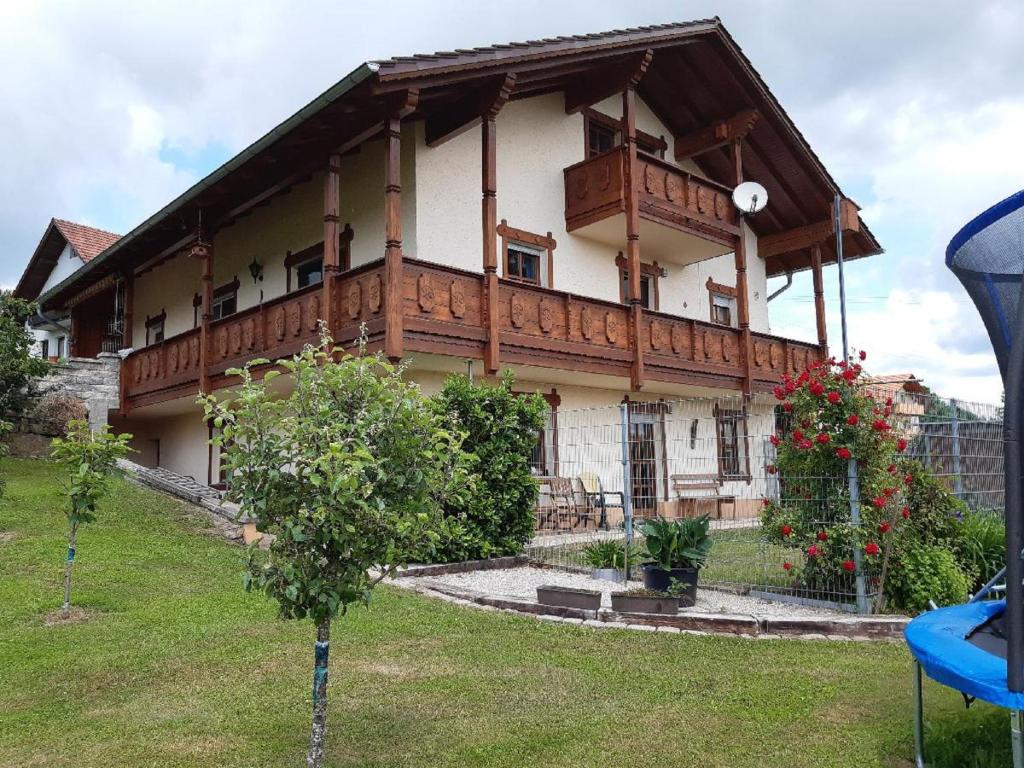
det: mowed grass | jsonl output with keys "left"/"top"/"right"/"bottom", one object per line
{"left": 0, "top": 457, "right": 1010, "bottom": 767}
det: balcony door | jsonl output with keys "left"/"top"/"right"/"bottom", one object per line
{"left": 629, "top": 403, "right": 666, "bottom": 514}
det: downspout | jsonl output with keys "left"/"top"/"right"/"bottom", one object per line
{"left": 767, "top": 271, "right": 793, "bottom": 302}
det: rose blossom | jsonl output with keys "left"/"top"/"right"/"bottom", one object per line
{"left": 817, "top": 530, "right": 828, "bottom": 542}
{"left": 827, "top": 391, "right": 841, "bottom": 404}
{"left": 847, "top": 414, "right": 859, "bottom": 426}
{"left": 781, "top": 525, "right": 792, "bottom": 537}
{"left": 816, "top": 433, "right": 830, "bottom": 444}
{"left": 836, "top": 447, "right": 852, "bottom": 460}
{"left": 865, "top": 541, "right": 880, "bottom": 556}
{"left": 842, "top": 560, "right": 856, "bottom": 572}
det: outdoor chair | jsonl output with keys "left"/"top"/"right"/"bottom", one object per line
{"left": 548, "top": 476, "right": 590, "bottom": 531}
{"left": 577, "top": 471, "right": 623, "bottom": 531}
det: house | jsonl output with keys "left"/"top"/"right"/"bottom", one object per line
{"left": 13, "top": 218, "right": 121, "bottom": 360}
{"left": 26, "top": 19, "right": 881, "bottom": 507}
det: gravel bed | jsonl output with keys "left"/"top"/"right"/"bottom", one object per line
{"left": 424, "top": 566, "right": 847, "bottom": 619}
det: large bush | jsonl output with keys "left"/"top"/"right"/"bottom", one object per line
{"left": 430, "top": 373, "right": 545, "bottom": 562}
{"left": 760, "top": 353, "right": 978, "bottom": 613}
{"left": 0, "top": 292, "right": 49, "bottom": 419}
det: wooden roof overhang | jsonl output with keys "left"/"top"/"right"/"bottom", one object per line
{"left": 39, "top": 18, "right": 880, "bottom": 311}
{"left": 14, "top": 220, "right": 70, "bottom": 301}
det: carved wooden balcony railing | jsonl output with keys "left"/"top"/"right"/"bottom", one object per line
{"left": 121, "top": 256, "right": 821, "bottom": 409}
{"left": 564, "top": 147, "right": 740, "bottom": 248}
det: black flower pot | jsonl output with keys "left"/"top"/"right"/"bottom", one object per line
{"left": 641, "top": 565, "right": 699, "bottom": 605}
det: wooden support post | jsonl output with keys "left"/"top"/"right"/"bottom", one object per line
{"left": 480, "top": 74, "right": 514, "bottom": 374}
{"left": 732, "top": 139, "right": 753, "bottom": 395}
{"left": 383, "top": 115, "right": 404, "bottom": 361}
{"left": 192, "top": 237, "right": 214, "bottom": 393}
{"left": 322, "top": 153, "right": 342, "bottom": 336}
{"left": 482, "top": 113, "right": 500, "bottom": 374}
{"left": 622, "top": 85, "right": 644, "bottom": 391}
{"left": 811, "top": 243, "right": 828, "bottom": 359}
{"left": 121, "top": 272, "right": 134, "bottom": 349}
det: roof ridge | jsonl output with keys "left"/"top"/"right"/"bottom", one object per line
{"left": 370, "top": 18, "right": 721, "bottom": 68}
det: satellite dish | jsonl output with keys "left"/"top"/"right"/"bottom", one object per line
{"left": 732, "top": 181, "right": 768, "bottom": 215}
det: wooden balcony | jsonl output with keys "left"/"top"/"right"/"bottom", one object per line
{"left": 122, "top": 257, "right": 820, "bottom": 410}
{"left": 564, "top": 147, "right": 740, "bottom": 263}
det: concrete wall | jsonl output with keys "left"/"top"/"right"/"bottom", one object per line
{"left": 119, "top": 411, "right": 211, "bottom": 484}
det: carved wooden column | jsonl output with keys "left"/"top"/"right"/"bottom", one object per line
{"left": 622, "top": 85, "right": 644, "bottom": 391}
{"left": 383, "top": 115, "right": 404, "bottom": 361}
{"left": 121, "top": 272, "right": 134, "bottom": 349}
{"left": 810, "top": 243, "right": 828, "bottom": 359}
{"left": 322, "top": 153, "right": 342, "bottom": 336}
{"left": 732, "top": 139, "right": 753, "bottom": 395}
{"left": 481, "top": 74, "right": 515, "bottom": 375}
{"left": 191, "top": 237, "right": 214, "bottom": 393}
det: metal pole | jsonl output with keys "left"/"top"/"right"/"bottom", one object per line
{"left": 913, "top": 663, "right": 929, "bottom": 768}
{"left": 835, "top": 193, "right": 869, "bottom": 614}
{"left": 950, "top": 398, "right": 964, "bottom": 500}
{"left": 913, "top": 661, "right": 926, "bottom": 768}
{"left": 1003, "top": 276, "right": 1024, "bottom": 691}
{"left": 1012, "top": 710, "right": 1024, "bottom": 768}
{"left": 619, "top": 403, "right": 635, "bottom": 581}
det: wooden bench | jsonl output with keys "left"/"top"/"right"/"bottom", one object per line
{"left": 670, "top": 473, "right": 736, "bottom": 520}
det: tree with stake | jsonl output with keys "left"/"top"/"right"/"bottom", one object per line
{"left": 50, "top": 420, "right": 132, "bottom": 619}
{"left": 201, "top": 332, "right": 466, "bottom": 768}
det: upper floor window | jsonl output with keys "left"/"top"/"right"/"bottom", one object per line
{"left": 616, "top": 254, "right": 660, "bottom": 311}
{"left": 582, "top": 108, "right": 668, "bottom": 159}
{"left": 285, "top": 224, "right": 354, "bottom": 293}
{"left": 212, "top": 289, "right": 237, "bottom": 321}
{"left": 145, "top": 311, "right": 165, "bottom": 345}
{"left": 707, "top": 278, "right": 737, "bottom": 328}
{"left": 499, "top": 220, "right": 556, "bottom": 289}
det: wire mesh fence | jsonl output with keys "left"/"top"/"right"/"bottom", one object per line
{"left": 524, "top": 385, "right": 1004, "bottom": 613}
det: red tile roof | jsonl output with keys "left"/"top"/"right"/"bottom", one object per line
{"left": 52, "top": 219, "right": 120, "bottom": 263}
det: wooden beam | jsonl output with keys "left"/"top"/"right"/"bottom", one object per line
{"left": 622, "top": 85, "right": 644, "bottom": 391}
{"left": 191, "top": 238, "right": 213, "bottom": 394}
{"left": 673, "top": 109, "right": 759, "bottom": 161}
{"left": 322, "top": 153, "right": 341, "bottom": 334}
{"left": 731, "top": 140, "right": 753, "bottom": 396}
{"left": 333, "top": 89, "right": 419, "bottom": 156}
{"left": 481, "top": 75, "right": 516, "bottom": 374}
{"left": 810, "top": 243, "right": 828, "bottom": 357}
{"left": 383, "top": 114, "right": 404, "bottom": 361}
{"left": 563, "top": 50, "right": 653, "bottom": 114}
{"left": 425, "top": 73, "right": 516, "bottom": 147}
{"left": 758, "top": 199, "right": 860, "bottom": 258}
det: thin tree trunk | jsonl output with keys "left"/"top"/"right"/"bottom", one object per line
{"left": 61, "top": 521, "right": 79, "bottom": 619}
{"left": 306, "top": 618, "right": 331, "bottom": 768}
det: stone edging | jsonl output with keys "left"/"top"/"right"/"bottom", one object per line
{"left": 395, "top": 555, "right": 529, "bottom": 578}
{"left": 396, "top": 581, "right": 908, "bottom": 642}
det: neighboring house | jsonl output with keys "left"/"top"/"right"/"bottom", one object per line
{"left": 13, "top": 218, "right": 121, "bottom": 360}
{"left": 28, "top": 20, "right": 882, "bottom": 498}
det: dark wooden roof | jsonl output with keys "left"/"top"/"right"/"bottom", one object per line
{"left": 39, "top": 18, "right": 880, "bottom": 310}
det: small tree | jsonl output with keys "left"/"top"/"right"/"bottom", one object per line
{"left": 0, "top": 292, "right": 50, "bottom": 418}
{"left": 50, "top": 420, "right": 132, "bottom": 618}
{"left": 430, "top": 373, "right": 545, "bottom": 562}
{"left": 201, "top": 334, "right": 465, "bottom": 768}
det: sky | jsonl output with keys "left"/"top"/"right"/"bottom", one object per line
{"left": 1, "top": 0, "right": 1021, "bottom": 404}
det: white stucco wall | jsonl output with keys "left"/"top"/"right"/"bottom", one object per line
{"left": 40, "top": 244, "right": 83, "bottom": 295}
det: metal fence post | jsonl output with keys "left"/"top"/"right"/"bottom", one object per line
{"left": 848, "top": 458, "right": 870, "bottom": 614}
{"left": 619, "top": 402, "right": 634, "bottom": 580}
{"left": 950, "top": 397, "right": 964, "bottom": 500}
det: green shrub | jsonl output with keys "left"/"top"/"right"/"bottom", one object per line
{"left": 581, "top": 539, "right": 638, "bottom": 569}
{"left": 955, "top": 510, "right": 1005, "bottom": 593}
{"left": 886, "top": 542, "right": 970, "bottom": 615}
{"left": 429, "top": 373, "right": 545, "bottom": 563}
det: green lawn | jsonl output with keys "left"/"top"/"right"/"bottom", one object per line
{"left": 0, "top": 457, "right": 1010, "bottom": 767}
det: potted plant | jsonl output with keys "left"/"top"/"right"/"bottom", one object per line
{"left": 639, "top": 514, "right": 712, "bottom": 604}
{"left": 580, "top": 539, "right": 637, "bottom": 582}
{"left": 536, "top": 584, "right": 603, "bottom": 611}
{"left": 610, "top": 587, "right": 679, "bottom": 615}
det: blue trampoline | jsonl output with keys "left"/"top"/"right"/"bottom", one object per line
{"left": 905, "top": 189, "right": 1024, "bottom": 766}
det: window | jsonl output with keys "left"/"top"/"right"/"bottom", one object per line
{"left": 707, "top": 278, "right": 737, "bottom": 327}
{"left": 499, "top": 221, "right": 556, "bottom": 288}
{"left": 616, "top": 254, "right": 660, "bottom": 310}
{"left": 711, "top": 294, "right": 733, "bottom": 326}
{"left": 40, "top": 339, "right": 49, "bottom": 359}
{"left": 587, "top": 119, "right": 617, "bottom": 158}
{"left": 507, "top": 244, "right": 541, "bottom": 284}
{"left": 582, "top": 108, "right": 668, "bottom": 159}
{"left": 212, "top": 291, "right": 236, "bottom": 321}
{"left": 296, "top": 257, "right": 323, "bottom": 289}
{"left": 515, "top": 389, "right": 560, "bottom": 476}
{"left": 689, "top": 419, "right": 699, "bottom": 450}
{"left": 145, "top": 311, "right": 165, "bottom": 346}
{"left": 715, "top": 406, "right": 750, "bottom": 481}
